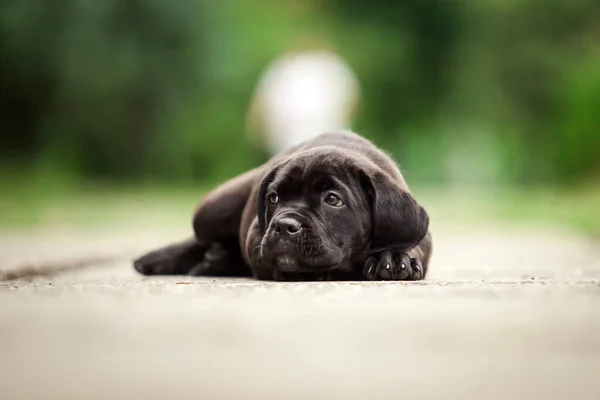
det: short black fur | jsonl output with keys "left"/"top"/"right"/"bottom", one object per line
{"left": 133, "top": 131, "right": 433, "bottom": 281}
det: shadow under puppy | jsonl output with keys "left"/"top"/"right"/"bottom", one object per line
{"left": 134, "top": 131, "right": 432, "bottom": 281}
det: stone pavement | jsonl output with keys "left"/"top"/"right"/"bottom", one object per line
{"left": 1, "top": 224, "right": 599, "bottom": 399}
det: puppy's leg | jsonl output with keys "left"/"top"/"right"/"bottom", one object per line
{"left": 188, "top": 238, "right": 251, "bottom": 277}
{"left": 133, "top": 167, "right": 264, "bottom": 276}
{"left": 133, "top": 238, "right": 208, "bottom": 276}
{"left": 363, "top": 231, "right": 432, "bottom": 281}
{"left": 192, "top": 167, "right": 263, "bottom": 242}
{"left": 189, "top": 167, "right": 264, "bottom": 277}
{"left": 407, "top": 230, "right": 432, "bottom": 277}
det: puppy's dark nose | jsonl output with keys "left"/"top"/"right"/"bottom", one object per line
{"left": 274, "top": 217, "right": 302, "bottom": 235}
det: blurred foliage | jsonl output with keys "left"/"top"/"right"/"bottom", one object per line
{"left": 3, "top": 179, "right": 600, "bottom": 238}
{"left": 0, "top": 0, "right": 599, "bottom": 187}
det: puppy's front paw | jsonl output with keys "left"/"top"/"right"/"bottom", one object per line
{"left": 363, "top": 250, "right": 423, "bottom": 281}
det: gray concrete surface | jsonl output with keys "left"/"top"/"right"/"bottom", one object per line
{"left": 1, "top": 225, "right": 599, "bottom": 399}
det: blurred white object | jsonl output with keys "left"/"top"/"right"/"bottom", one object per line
{"left": 248, "top": 50, "right": 360, "bottom": 154}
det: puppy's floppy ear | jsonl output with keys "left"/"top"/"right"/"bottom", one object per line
{"left": 361, "top": 169, "right": 429, "bottom": 251}
{"left": 257, "top": 165, "right": 281, "bottom": 234}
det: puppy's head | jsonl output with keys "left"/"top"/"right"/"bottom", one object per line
{"left": 257, "top": 147, "right": 428, "bottom": 280}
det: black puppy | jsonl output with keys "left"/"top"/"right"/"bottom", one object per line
{"left": 134, "top": 131, "right": 432, "bottom": 281}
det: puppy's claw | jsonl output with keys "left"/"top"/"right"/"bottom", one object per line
{"left": 363, "top": 257, "right": 378, "bottom": 280}
{"left": 409, "top": 258, "right": 424, "bottom": 281}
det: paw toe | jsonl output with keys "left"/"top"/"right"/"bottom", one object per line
{"left": 375, "top": 251, "right": 394, "bottom": 280}
{"left": 392, "top": 252, "right": 411, "bottom": 280}
{"left": 409, "top": 258, "right": 424, "bottom": 280}
{"left": 363, "top": 256, "right": 378, "bottom": 280}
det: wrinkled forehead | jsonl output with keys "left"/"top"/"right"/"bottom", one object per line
{"left": 271, "top": 148, "right": 363, "bottom": 190}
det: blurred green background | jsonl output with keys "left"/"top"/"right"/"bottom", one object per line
{"left": 1, "top": 0, "right": 599, "bottom": 234}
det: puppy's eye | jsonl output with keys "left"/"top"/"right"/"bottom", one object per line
{"left": 324, "top": 193, "right": 344, "bottom": 207}
{"left": 267, "top": 192, "right": 279, "bottom": 204}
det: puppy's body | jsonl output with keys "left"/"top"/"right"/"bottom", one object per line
{"left": 135, "top": 131, "right": 432, "bottom": 281}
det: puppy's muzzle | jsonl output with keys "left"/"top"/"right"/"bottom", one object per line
{"left": 273, "top": 217, "right": 302, "bottom": 237}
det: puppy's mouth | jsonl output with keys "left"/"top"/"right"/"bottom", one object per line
{"left": 273, "top": 269, "right": 332, "bottom": 282}
{"left": 274, "top": 254, "right": 335, "bottom": 272}
{"left": 260, "top": 213, "right": 344, "bottom": 274}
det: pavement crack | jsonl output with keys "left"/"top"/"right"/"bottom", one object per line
{"left": 0, "top": 254, "right": 127, "bottom": 282}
